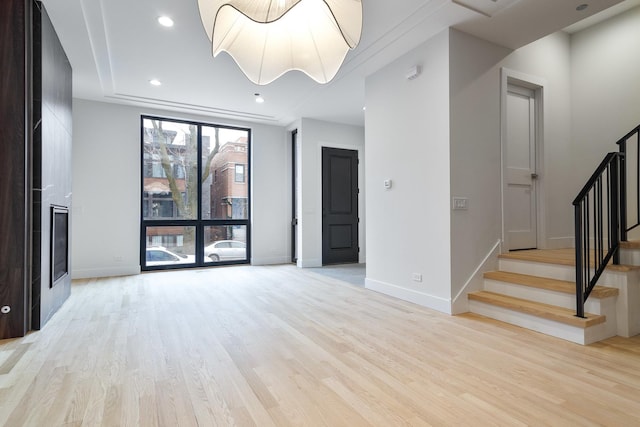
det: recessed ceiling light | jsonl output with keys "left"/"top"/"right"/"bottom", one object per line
{"left": 149, "top": 79, "right": 162, "bottom": 86}
{"left": 158, "top": 16, "right": 174, "bottom": 27}
{"left": 255, "top": 93, "right": 265, "bottom": 104}
{"left": 576, "top": 4, "right": 588, "bottom": 11}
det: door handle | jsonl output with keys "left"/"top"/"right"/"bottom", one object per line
{"left": 531, "top": 173, "right": 538, "bottom": 180}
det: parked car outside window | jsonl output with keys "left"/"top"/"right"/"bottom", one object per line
{"left": 204, "top": 240, "right": 246, "bottom": 262}
{"left": 146, "top": 247, "right": 195, "bottom": 266}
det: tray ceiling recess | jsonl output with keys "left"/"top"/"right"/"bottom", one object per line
{"left": 452, "top": 0, "right": 522, "bottom": 17}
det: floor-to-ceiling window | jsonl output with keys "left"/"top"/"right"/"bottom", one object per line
{"left": 140, "top": 116, "right": 250, "bottom": 270}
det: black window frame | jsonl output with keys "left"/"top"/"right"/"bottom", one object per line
{"left": 140, "top": 115, "right": 251, "bottom": 271}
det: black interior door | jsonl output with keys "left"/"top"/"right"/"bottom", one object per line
{"left": 322, "top": 147, "right": 359, "bottom": 265}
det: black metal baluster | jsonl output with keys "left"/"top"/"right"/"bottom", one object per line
{"left": 619, "top": 139, "right": 627, "bottom": 240}
{"left": 612, "top": 158, "right": 620, "bottom": 265}
{"left": 575, "top": 202, "right": 584, "bottom": 318}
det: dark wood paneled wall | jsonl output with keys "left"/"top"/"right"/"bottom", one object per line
{"left": 0, "top": 0, "right": 71, "bottom": 339}
{"left": 31, "top": 1, "right": 72, "bottom": 329}
{"left": 0, "top": 0, "right": 31, "bottom": 339}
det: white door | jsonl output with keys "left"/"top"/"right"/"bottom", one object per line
{"left": 505, "top": 83, "right": 537, "bottom": 250}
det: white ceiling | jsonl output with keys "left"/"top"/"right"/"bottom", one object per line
{"left": 40, "top": 0, "right": 635, "bottom": 127}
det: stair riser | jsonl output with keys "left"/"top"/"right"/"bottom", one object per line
{"left": 619, "top": 247, "right": 640, "bottom": 266}
{"left": 483, "top": 279, "right": 610, "bottom": 313}
{"left": 608, "top": 268, "right": 640, "bottom": 337}
{"left": 618, "top": 247, "right": 640, "bottom": 337}
{"left": 499, "top": 258, "right": 574, "bottom": 280}
{"left": 468, "top": 300, "right": 615, "bottom": 345}
{"left": 498, "top": 258, "right": 631, "bottom": 286}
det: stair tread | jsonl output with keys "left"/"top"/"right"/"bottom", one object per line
{"left": 484, "top": 271, "right": 619, "bottom": 298}
{"left": 620, "top": 240, "right": 640, "bottom": 249}
{"left": 499, "top": 249, "right": 640, "bottom": 271}
{"left": 468, "top": 291, "right": 606, "bottom": 328}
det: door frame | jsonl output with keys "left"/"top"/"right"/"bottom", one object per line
{"left": 291, "top": 129, "right": 298, "bottom": 263}
{"left": 500, "top": 68, "right": 546, "bottom": 252}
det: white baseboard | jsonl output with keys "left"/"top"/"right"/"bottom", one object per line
{"left": 298, "top": 258, "right": 322, "bottom": 268}
{"left": 72, "top": 265, "right": 141, "bottom": 279}
{"left": 251, "top": 256, "right": 291, "bottom": 265}
{"left": 451, "top": 239, "right": 501, "bottom": 315}
{"left": 365, "top": 278, "right": 451, "bottom": 314}
{"left": 546, "top": 237, "right": 574, "bottom": 249}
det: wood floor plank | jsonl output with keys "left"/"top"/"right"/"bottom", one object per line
{"left": 0, "top": 265, "right": 639, "bottom": 426}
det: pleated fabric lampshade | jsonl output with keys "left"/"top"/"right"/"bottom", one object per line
{"left": 198, "top": 0, "right": 363, "bottom": 85}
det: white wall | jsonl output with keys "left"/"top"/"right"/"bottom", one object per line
{"left": 72, "top": 99, "right": 289, "bottom": 278}
{"left": 251, "top": 123, "right": 291, "bottom": 265}
{"left": 571, "top": 6, "right": 640, "bottom": 195}
{"left": 447, "top": 7, "right": 640, "bottom": 311}
{"left": 296, "top": 118, "right": 365, "bottom": 267}
{"left": 365, "top": 30, "right": 453, "bottom": 313}
{"left": 363, "top": 27, "right": 576, "bottom": 314}
{"left": 449, "top": 30, "right": 574, "bottom": 312}
{"left": 448, "top": 30, "right": 512, "bottom": 312}
{"left": 364, "top": 8, "right": 639, "bottom": 315}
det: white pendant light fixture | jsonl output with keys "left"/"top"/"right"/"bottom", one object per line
{"left": 198, "top": 0, "right": 363, "bottom": 85}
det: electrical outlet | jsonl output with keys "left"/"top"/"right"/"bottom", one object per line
{"left": 452, "top": 197, "right": 468, "bottom": 210}
{"left": 412, "top": 273, "right": 422, "bottom": 282}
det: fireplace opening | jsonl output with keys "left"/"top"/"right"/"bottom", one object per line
{"left": 51, "top": 205, "right": 69, "bottom": 287}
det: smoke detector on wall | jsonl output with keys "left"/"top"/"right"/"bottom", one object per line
{"left": 406, "top": 65, "right": 421, "bottom": 81}
{"left": 452, "top": 0, "right": 522, "bottom": 17}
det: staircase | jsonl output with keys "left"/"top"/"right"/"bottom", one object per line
{"left": 468, "top": 248, "right": 640, "bottom": 345}
{"left": 467, "top": 124, "right": 640, "bottom": 345}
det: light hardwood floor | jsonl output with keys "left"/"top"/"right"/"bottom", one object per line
{"left": 1, "top": 265, "right": 639, "bottom": 426}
